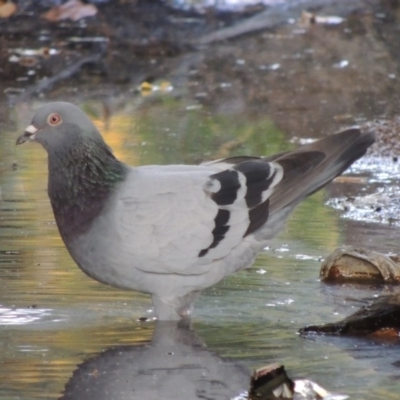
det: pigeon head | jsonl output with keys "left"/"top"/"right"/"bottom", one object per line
{"left": 16, "top": 102, "right": 105, "bottom": 151}
{"left": 16, "top": 102, "right": 128, "bottom": 238}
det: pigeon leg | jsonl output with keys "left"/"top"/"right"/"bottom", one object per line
{"left": 152, "top": 292, "right": 199, "bottom": 321}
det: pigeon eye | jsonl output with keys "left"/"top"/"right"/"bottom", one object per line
{"left": 47, "top": 113, "right": 62, "bottom": 126}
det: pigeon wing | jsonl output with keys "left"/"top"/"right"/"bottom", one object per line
{"left": 115, "top": 162, "right": 283, "bottom": 275}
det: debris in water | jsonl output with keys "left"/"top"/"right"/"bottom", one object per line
{"left": 42, "top": 0, "right": 97, "bottom": 22}
{"left": 248, "top": 363, "right": 348, "bottom": 399}
{"left": 8, "top": 47, "right": 59, "bottom": 69}
{"left": 0, "top": 0, "right": 16, "bottom": 18}
{"left": 300, "top": 294, "right": 400, "bottom": 338}
{"left": 320, "top": 246, "right": 400, "bottom": 283}
{"left": 333, "top": 60, "right": 349, "bottom": 69}
{"left": 328, "top": 186, "right": 400, "bottom": 227}
{"left": 249, "top": 364, "right": 294, "bottom": 399}
{"left": 256, "top": 269, "right": 267, "bottom": 274}
{"left": 139, "top": 80, "right": 173, "bottom": 96}
{"left": 300, "top": 11, "right": 345, "bottom": 27}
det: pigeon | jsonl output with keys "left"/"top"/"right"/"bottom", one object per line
{"left": 16, "top": 102, "right": 375, "bottom": 320}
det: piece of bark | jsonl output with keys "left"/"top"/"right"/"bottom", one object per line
{"left": 300, "top": 294, "right": 400, "bottom": 336}
{"left": 320, "top": 247, "right": 400, "bottom": 283}
{"left": 248, "top": 363, "right": 347, "bottom": 399}
{"left": 249, "top": 364, "right": 294, "bottom": 399}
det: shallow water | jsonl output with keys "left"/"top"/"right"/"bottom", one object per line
{"left": 2, "top": 3, "right": 400, "bottom": 399}
{"left": 1, "top": 99, "right": 400, "bottom": 400}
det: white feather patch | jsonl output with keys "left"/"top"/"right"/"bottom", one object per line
{"left": 260, "top": 162, "right": 284, "bottom": 202}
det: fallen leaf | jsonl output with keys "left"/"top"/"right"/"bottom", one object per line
{"left": 300, "top": 11, "right": 345, "bottom": 27}
{"left": 0, "top": 1, "right": 17, "bottom": 18}
{"left": 320, "top": 246, "right": 400, "bottom": 283}
{"left": 333, "top": 176, "right": 369, "bottom": 184}
{"left": 18, "top": 56, "right": 39, "bottom": 68}
{"left": 158, "top": 80, "right": 173, "bottom": 92}
{"left": 138, "top": 80, "right": 173, "bottom": 96}
{"left": 139, "top": 81, "right": 153, "bottom": 96}
{"left": 42, "top": 0, "right": 97, "bottom": 22}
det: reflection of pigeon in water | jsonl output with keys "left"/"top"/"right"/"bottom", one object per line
{"left": 59, "top": 322, "right": 249, "bottom": 400}
{"left": 16, "top": 102, "right": 375, "bottom": 320}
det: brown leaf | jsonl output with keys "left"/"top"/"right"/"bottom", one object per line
{"left": 42, "top": 0, "right": 97, "bottom": 22}
{"left": 0, "top": 1, "right": 17, "bottom": 18}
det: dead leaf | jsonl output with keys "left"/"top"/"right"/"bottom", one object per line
{"left": 333, "top": 175, "right": 369, "bottom": 184}
{"left": 300, "top": 11, "right": 344, "bottom": 28}
{"left": 320, "top": 246, "right": 400, "bottom": 283}
{"left": 0, "top": 1, "right": 17, "bottom": 18}
{"left": 42, "top": 0, "right": 97, "bottom": 22}
{"left": 138, "top": 80, "right": 173, "bottom": 96}
{"left": 139, "top": 81, "right": 153, "bottom": 96}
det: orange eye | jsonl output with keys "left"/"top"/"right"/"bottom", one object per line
{"left": 47, "top": 113, "right": 62, "bottom": 126}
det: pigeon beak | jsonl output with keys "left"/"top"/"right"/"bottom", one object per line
{"left": 16, "top": 125, "right": 38, "bottom": 145}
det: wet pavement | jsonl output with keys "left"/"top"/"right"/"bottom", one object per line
{"left": 1, "top": 1, "right": 400, "bottom": 399}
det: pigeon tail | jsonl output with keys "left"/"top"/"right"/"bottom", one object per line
{"left": 268, "top": 128, "right": 374, "bottom": 216}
